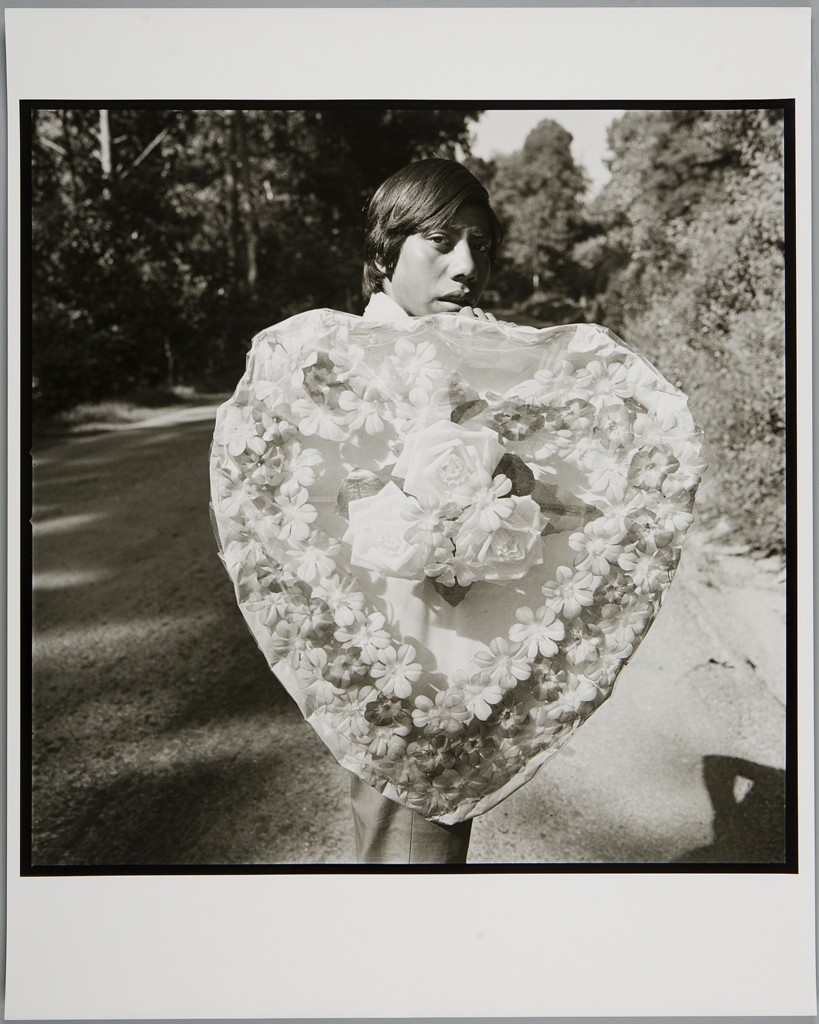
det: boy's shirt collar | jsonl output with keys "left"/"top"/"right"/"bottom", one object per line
{"left": 362, "top": 291, "right": 412, "bottom": 323}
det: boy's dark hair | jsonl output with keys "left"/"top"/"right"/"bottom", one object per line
{"left": 362, "top": 158, "right": 503, "bottom": 300}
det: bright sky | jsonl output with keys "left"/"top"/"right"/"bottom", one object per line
{"left": 469, "top": 109, "right": 624, "bottom": 194}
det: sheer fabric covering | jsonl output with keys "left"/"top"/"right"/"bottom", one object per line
{"left": 210, "top": 309, "right": 706, "bottom": 824}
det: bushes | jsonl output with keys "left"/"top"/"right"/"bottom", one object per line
{"left": 585, "top": 109, "right": 785, "bottom": 554}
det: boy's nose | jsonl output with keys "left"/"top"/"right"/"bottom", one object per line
{"left": 450, "top": 239, "right": 477, "bottom": 282}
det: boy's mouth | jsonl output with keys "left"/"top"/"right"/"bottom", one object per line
{"left": 438, "top": 293, "right": 470, "bottom": 308}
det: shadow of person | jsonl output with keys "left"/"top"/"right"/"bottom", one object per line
{"left": 676, "top": 755, "right": 786, "bottom": 864}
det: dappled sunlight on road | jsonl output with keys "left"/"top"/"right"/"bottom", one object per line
{"left": 33, "top": 568, "right": 112, "bottom": 591}
{"left": 32, "top": 511, "right": 105, "bottom": 536}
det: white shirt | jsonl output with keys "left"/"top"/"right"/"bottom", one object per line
{"left": 362, "top": 291, "right": 412, "bottom": 323}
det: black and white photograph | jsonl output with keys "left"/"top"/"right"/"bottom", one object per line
{"left": 26, "top": 101, "right": 792, "bottom": 870}
{"left": 6, "top": 7, "right": 814, "bottom": 1021}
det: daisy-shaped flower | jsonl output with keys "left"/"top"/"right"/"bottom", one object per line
{"left": 578, "top": 358, "right": 632, "bottom": 405}
{"left": 245, "top": 590, "right": 291, "bottom": 630}
{"left": 541, "top": 566, "right": 599, "bottom": 619}
{"left": 338, "top": 387, "right": 389, "bottom": 436}
{"left": 302, "top": 353, "right": 340, "bottom": 399}
{"left": 592, "top": 491, "right": 648, "bottom": 534}
{"left": 334, "top": 611, "right": 392, "bottom": 663}
{"left": 252, "top": 379, "right": 286, "bottom": 412}
{"left": 525, "top": 360, "right": 590, "bottom": 404}
{"left": 274, "top": 587, "right": 315, "bottom": 631}
{"left": 363, "top": 692, "right": 414, "bottom": 732}
{"left": 598, "top": 597, "right": 655, "bottom": 646}
{"left": 530, "top": 663, "right": 569, "bottom": 702}
{"left": 400, "top": 497, "right": 459, "bottom": 550}
{"left": 509, "top": 605, "right": 566, "bottom": 660}
{"left": 628, "top": 446, "right": 680, "bottom": 490}
{"left": 627, "top": 510, "right": 674, "bottom": 552}
{"left": 320, "top": 685, "right": 379, "bottom": 740}
{"left": 474, "top": 637, "right": 532, "bottom": 689}
{"left": 528, "top": 700, "right": 565, "bottom": 735}
{"left": 362, "top": 730, "right": 410, "bottom": 761}
{"left": 265, "top": 332, "right": 318, "bottom": 390}
{"left": 324, "top": 649, "right": 371, "bottom": 689}
{"left": 286, "top": 540, "right": 341, "bottom": 584}
{"left": 280, "top": 444, "right": 323, "bottom": 492}
{"left": 568, "top": 519, "right": 627, "bottom": 576}
{"left": 450, "top": 669, "right": 504, "bottom": 721}
{"left": 595, "top": 403, "right": 634, "bottom": 449}
{"left": 390, "top": 338, "right": 445, "bottom": 390}
{"left": 217, "top": 474, "right": 267, "bottom": 522}
{"left": 562, "top": 619, "right": 602, "bottom": 666}
{"left": 411, "top": 689, "right": 471, "bottom": 736}
{"left": 273, "top": 487, "right": 318, "bottom": 543}
{"left": 596, "top": 568, "right": 636, "bottom": 605}
{"left": 328, "top": 340, "right": 366, "bottom": 380}
{"left": 217, "top": 404, "right": 267, "bottom": 459}
{"left": 632, "top": 408, "right": 692, "bottom": 450}
{"left": 392, "top": 386, "right": 453, "bottom": 439}
{"left": 652, "top": 489, "right": 695, "bottom": 533}
{"left": 244, "top": 449, "right": 287, "bottom": 492}
{"left": 662, "top": 440, "right": 707, "bottom": 494}
{"left": 543, "top": 674, "right": 599, "bottom": 723}
{"left": 267, "top": 620, "right": 312, "bottom": 662}
{"left": 312, "top": 575, "right": 367, "bottom": 628}
{"left": 291, "top": 396, "right": 346, "bottom": 441}
{"left": 294, "top": 648, "right": 344, "bottom": 706}
{"left": 584, "top": 640, "right": 633, "bottom": 687}
{"left": 295, "top": 600, "right": 336, "bottom": 641}
{"left": 581, "top": 446, "right": 631, "bottom": 503}
{"left": 487, "top": 692, "right": 530, "bottom": 738}
{"left": 451, "top": 731, "right": 497, "bottom": 769}
{"left": 401, "top": 733, "right": 457, "bottom": 779}
{"left": 457, "top": 475, "right": 516, "bottom": 535}
{"left": 618, "top": 546, "right": 674, "bottom": 594}
{"left": 370, "top": 644, "right": 423, "bottom": 699}
{"left": 424, "top": 549, "right": 479, "bottom": 589}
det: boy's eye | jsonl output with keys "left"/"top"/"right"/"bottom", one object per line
{"left": 473, "top": 240, "right": 491, "bottom": 255}
{"left": 427, "top": 233, "right": 450, "bottom": 246}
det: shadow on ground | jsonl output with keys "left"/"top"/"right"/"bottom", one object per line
{"left": 675, "top": 755, "right": 786, "bottom": 863}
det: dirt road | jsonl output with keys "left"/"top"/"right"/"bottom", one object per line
{"left": 30, "top": 407, "right": 787, "bottom": 865}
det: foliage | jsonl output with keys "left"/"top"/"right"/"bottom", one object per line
{"left": 31, "top": 107, "right": 479, "bottom": 412}
{"left": 582, "top": 109, "right": 785, "bottom": 553}
{"left": 487, "top": 119, "right": 589, "bottom": 305}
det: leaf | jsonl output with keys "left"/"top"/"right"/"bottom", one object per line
{"left": 431, "top": 578, "right": 473, "bottom": 606}
{"left": 336, "top": 470, "right": 387, "bottom": 519}
{"left": 492, "top": 453, "right": 535, "bottom": 495}
{"left": 450, "top": 398, "right": 489, "bottom": 424}
{"left": 531, "top": 481, "right": 602, "bottom": 536}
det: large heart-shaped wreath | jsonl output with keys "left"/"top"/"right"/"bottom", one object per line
{"left": 210, "top": 310, "right": 705, "bottom": 823}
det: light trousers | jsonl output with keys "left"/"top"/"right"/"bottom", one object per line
{"left": 350, "top": 773, "right": 472, "bottom": 864}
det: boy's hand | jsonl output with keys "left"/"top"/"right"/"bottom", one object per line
{"left": 457, "top": 306, "right": 498, "bottom": 322}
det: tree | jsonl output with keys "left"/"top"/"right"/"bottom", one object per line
{"left": 580, "top": 109, "right": 786, "bottom": 553}
{"left": 489, "top": 119, "right": 589, "bottom": 300}
{"left": 31, "top": 106, "right": 483, "bottom": 412}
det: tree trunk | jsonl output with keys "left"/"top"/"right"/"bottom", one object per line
{"left": 224, "top": 112, "right": 239, "bottom": 275}
{"left": 234, "top": 110, "right": 258, "bottom": 294}
{"left": 60, "top": 110, "right": 78, "bottom": 199}
{"left": 99, "top": 109, "right": 112, "bottom": 195}
{"left": 164, "top": 338, "right": 174, "bottom": 387}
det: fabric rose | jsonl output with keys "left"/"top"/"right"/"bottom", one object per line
{"left": 343, "top": 482, "right": 432, "bottom": 577}
{"left": 468, "top": 495, "right": 543, "bottom": 583}
{"left": 393, "top": 421, "right": 504, "bottom": 507}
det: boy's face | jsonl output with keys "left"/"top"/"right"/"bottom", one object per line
{"left": 382, "top": 204, "right": 492, "bottom": 317}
